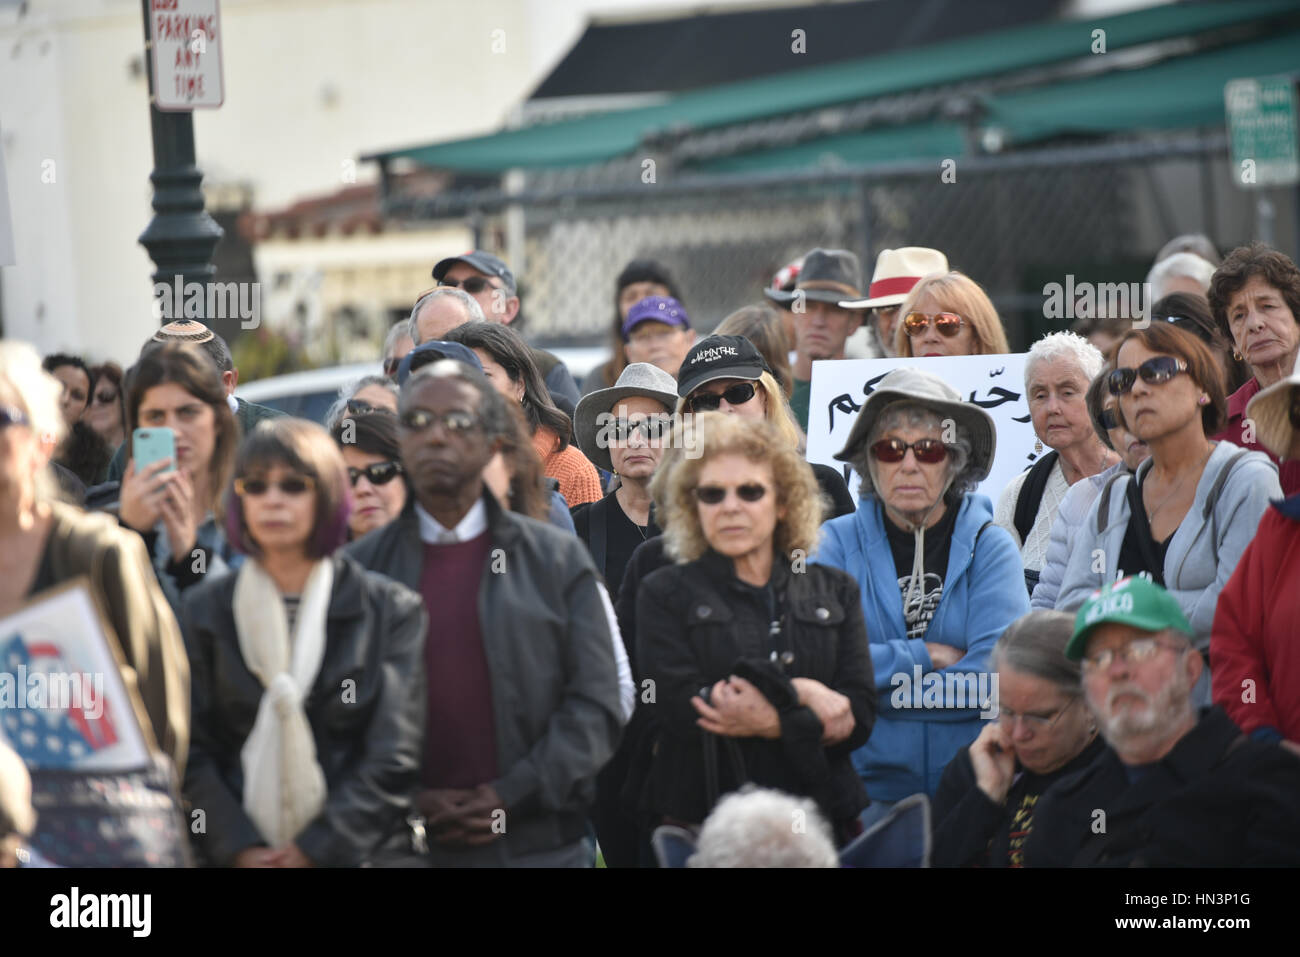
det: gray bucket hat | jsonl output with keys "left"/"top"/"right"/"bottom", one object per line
{"left": 575, "top": 362, "right": 679, "bottom": 474}
{"left": 1246, "top": 368, "right": 1300, "bottom": 460}
{"left": 834, "top": 366, "right": 997, "bottom": 481}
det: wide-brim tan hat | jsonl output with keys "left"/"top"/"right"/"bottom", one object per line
{"left": 834, "top": 366, "right": 996, "bottom": 481}
{"left": 839, "top": 247, "right": 950, "bottom": 309}
{"left": 1246, "top": 370, "right": 1300, "bottom": 461}
{"left": 575, "top": 362, "right": 679, "bottom": 474}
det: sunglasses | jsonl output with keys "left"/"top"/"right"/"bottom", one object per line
{"left": 438, "top": 276, "right": 499, "bottom": 295}
{"left": 0, "top": 405, "right": 29, "bottom": 429}
{"left": 233, "top": 475, "right": 315, "bottom": 497}
{"left": 1107, "top": 356, "right": 1188, "bottom": 396}
{"left": 1099, "top": 406, "right": 1121, "bottom": 431}
{"left": 693, "top": 483, "right": 768, "bottom": 505}
{"left": 345, "top": 398, "right": 384, "bottom": 416}
{"left": 348, "top": 461, "right": 404, "bottom": 487}
{"left": 400, "top": 409, "right": 477, "bottom": 433}
{"left": 903, "top": 312, "right": 965, "bottom": 338}
{"left": 93, "top": 390, "right": 119, "bottom": 406}
{"left": 612, "top": 416, "right": 672, "bottom": 442}
{"left": 687, "top": 382, "right": 757, "bottom": 413}
{"left": 869, "top": 437, "right": 949, "bottom": 464}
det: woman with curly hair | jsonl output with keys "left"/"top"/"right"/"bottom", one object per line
{"left": 636, "top": 413, "right": 875, "bottom": 844}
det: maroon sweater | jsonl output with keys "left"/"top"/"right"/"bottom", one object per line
{"left": 419, "top": 533, "right": 499, "bottom": 789}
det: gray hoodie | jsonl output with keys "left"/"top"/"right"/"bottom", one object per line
{"left": 1055, "top": 441, "right": 1279, "bottom": 645}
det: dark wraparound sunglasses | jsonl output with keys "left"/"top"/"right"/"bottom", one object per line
{"left": 1099, "top": 406, "right": 1121, "bottom": 431}
{"left": 234, "top": 475, "right": 315, "bottom": 497}
{"left": 869, "top": 437, "right": 949, "bottom": 464}
{"left": 348, "top": 461, "right": 404, "bottom": 487}
{"left": 687, "top": 381, "right": 757, "bottom": 413}
{"left": 1107, "top": 356, "right": 1188, "bottom": 396}
{"left": 903, "top": 312, "right": 965, "bottom": 338}
{"left": 693, "top": 483, "right": 768, "bottom": 505}
{"left": 438, "top": 276, "right": 499, "bottom": 295}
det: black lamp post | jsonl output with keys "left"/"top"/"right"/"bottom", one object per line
{"left": 137, "top": 0, "right": 224, "bottom": 323}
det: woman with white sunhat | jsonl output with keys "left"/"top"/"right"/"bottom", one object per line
{"left": 840, "top": 247, "right": 950, "bottom": 359}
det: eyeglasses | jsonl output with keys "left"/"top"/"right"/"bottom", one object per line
{"left": 869, "top": 437, "right": 949, "bottom": 464}
{"left": 348, "top": 461, "right": 404, "bottom": 486}
{"left": 345, "top": 398, "right": 379, "bottom": 416}
{"left": 997, "top": 698, "right": 1078, "bottom": 733}
{"left": 92, "top": 390, "right": 119, "bottom": 406}
{"left": 400, "top": 409, "right": 478, "bottom": 434}
{"left": 612, "top": 416, "right": 673, "bottom": 442}
{"left": 1107, "top": 356, "right": 1189, "bottom": 396}
{"left": 1099, "top": 406, "right": 1121, "bottom": 431}
{"left": 233, "top": 475, "right": 315, "bottom": 497}
{"left": 1081, "top": 636, "right": 1184, "bottom": 673}
{"left": 903, "top": 312, "right": 965, "bottom": 338}
{"left": 693, "top": 483, "right": 768, "bottom": 505}
{"left": 687, "top": 382, "right": 757, "bottom": 413}
{"left": 0, "top": 405, "right": 29, "bottom": 429}
{"left": 438, "top": 276, "right": 498, "bottom": 295}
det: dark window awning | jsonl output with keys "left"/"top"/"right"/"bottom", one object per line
{"left": 366, "top": 0, "right": 1300, "bottom": 175}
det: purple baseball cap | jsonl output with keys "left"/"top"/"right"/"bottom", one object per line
{"left": 621, "top": 296, "right": 691, "bottom": 340}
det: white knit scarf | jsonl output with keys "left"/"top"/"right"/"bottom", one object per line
{"left": 233, "top": 557, "right": 334, "bottom": 848}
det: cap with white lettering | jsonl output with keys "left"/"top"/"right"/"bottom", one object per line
{"left": 1065, "top": 576, "right": 1194, "bottom": 660}
{"left": 675, "top": 334, "right": 768, "bottom": 398}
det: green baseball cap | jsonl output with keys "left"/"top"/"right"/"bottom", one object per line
{"left": 1065, "top": 576, "right": 1194, "bottom": 661}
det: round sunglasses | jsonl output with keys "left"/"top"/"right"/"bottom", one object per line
{"left": 233, "top": 475, "right": 315, "bottom": 497}
{"left": 1107, "top": 356, "right": 1188, "bottom": 396}
{"left": 348, "top": 461, "right": 404, "bottom": 487}
{"left": 693, "top": 482, "right": 768, "bottom": 505}
{"left": 869, "top": 437, "right": 949, "bottom": 464}
{"left": 687, "top": 381, "right": 757, "bottom": 413}
{"left": 903, "top": 312, "right": 965, "bottom": 338}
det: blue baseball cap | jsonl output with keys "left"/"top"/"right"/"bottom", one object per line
{"left": 397, "top": 340, "right": 484, "bottom": 385}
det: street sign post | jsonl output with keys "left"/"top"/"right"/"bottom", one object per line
{"left": 1225, "top": 75, "right": 1299, "bottom": 190}
{"left": 148, "top": 0, "right": 225, "bottom": 112}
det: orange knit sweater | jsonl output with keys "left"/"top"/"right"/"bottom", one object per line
{"left": 532, "top": 425, "right": 603, "bottom": 506}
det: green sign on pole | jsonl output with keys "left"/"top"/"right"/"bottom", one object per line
{"left": 1225, "top": 75, "right": 1299, "bottom": 189}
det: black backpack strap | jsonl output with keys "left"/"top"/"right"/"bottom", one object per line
{"left": 1096, "top": 469, "right": 1130, "bottom": 536}
{"left": 1013, "top": 451, "right": 1059, "bottom": 545}
{"left": 589, "top": 495, "right": 609, "bottom": 582}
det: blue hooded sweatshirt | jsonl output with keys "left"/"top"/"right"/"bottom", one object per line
{"left": 814, "top": 493, "right": 1029, "bottom": 802}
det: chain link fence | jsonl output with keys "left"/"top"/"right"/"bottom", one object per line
{"left": 387, "top": 131, "right": 1297, "bottom": 356}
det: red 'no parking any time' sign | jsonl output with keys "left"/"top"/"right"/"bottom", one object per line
{"left": 149, "top": 0, "right": 225, "bottom": 111}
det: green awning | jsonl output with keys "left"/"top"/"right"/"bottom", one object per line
{"left": 370, "top": 0, "right": 1300, "bottom": 174}
{"left": 688, "top": 28, "right": 1300, "bottom": 175}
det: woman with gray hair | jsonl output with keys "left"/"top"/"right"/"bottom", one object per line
{"left": 995, "top": 332, "right": 1119, "bottom": 593}
{"left": 815, "top": 368, "right": 1029, "bottom": 826}
{"left": 930, "top": 610, "right": 1104, "bottom": 867}
{"left": 324, "top": 373, "right": 399, "bottom": 428}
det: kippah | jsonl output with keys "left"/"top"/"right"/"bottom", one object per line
{"left": 153, "top": 320, "right": 214, "bottom": 344}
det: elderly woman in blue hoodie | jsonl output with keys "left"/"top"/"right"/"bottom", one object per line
{"left": 815, "top": 368, "right": 1029, "bottom": 827}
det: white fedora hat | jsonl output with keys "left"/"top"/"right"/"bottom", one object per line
{"left": 839, "top": 247, "right": 949, "bottom": 309}
{"left": 1246, "top": 369, "right": 1300, "bottom": 461}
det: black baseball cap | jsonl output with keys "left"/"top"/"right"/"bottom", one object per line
{"left": 432, "top": 250, "right": 516, "bottom": 295}
{"left": 676, "top": 335, "right": 769, "bottom": 398}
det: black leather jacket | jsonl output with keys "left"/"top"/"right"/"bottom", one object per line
{"left": 345, "top": 491, "right": 624, "bottom": 863}
{"left": 179, "top": 554, "right": 428, "bottom": 867}
{"left": 637, "top": 549, "right": 876, "bottom": 828}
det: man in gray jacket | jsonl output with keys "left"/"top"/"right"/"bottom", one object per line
{"left": 346, "top": 358, "right": 623, "bottom": 867}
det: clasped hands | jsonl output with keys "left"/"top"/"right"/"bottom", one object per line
{"left": 414, "top": 783, "right": 505, "bottom": 849}
{"left": 692, "top": 675, "right": 854, "bottom": 746}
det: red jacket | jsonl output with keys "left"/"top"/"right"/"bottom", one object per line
{"left": 1211, "top": 494, "right": 1300, "bottom": 741}
{"left": 1214, "top": 378, "right": 1300, "bottom": 495}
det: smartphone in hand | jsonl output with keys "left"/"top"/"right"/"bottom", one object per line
{"left": 132, "top": 427, "right": 176, "bottom": 474}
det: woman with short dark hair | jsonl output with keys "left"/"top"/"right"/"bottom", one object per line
{"left": 182, "top": 418, "right": 426, "bottom": 867}
{"left": 330, "top": 411, "right": 407, "bottom": 540}
{"left": 1207, "top": 242, "right": 1300, "bottom": 494}
{"left": 1056, "top": 323, "right": 1280, "bottom": 653}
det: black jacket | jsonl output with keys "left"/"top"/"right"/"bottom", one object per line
{"left": 179, "top": 554, "right": 427, "bottom": 867}
{"left": 1024, "top": 707, "right": 1300, "bottom": 867}
{"left": 345, "top": 491, "right": 624, "bottom": 862}
{"left": 637, "top": 549, "right": 875, "bottom": 827}
{"left": 931, "top": 734, "right": 1106, "bottom": 867}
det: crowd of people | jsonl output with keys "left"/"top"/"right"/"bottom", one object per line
{"left": 2, "top": 238, "right": 1299, "bottom": 869}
